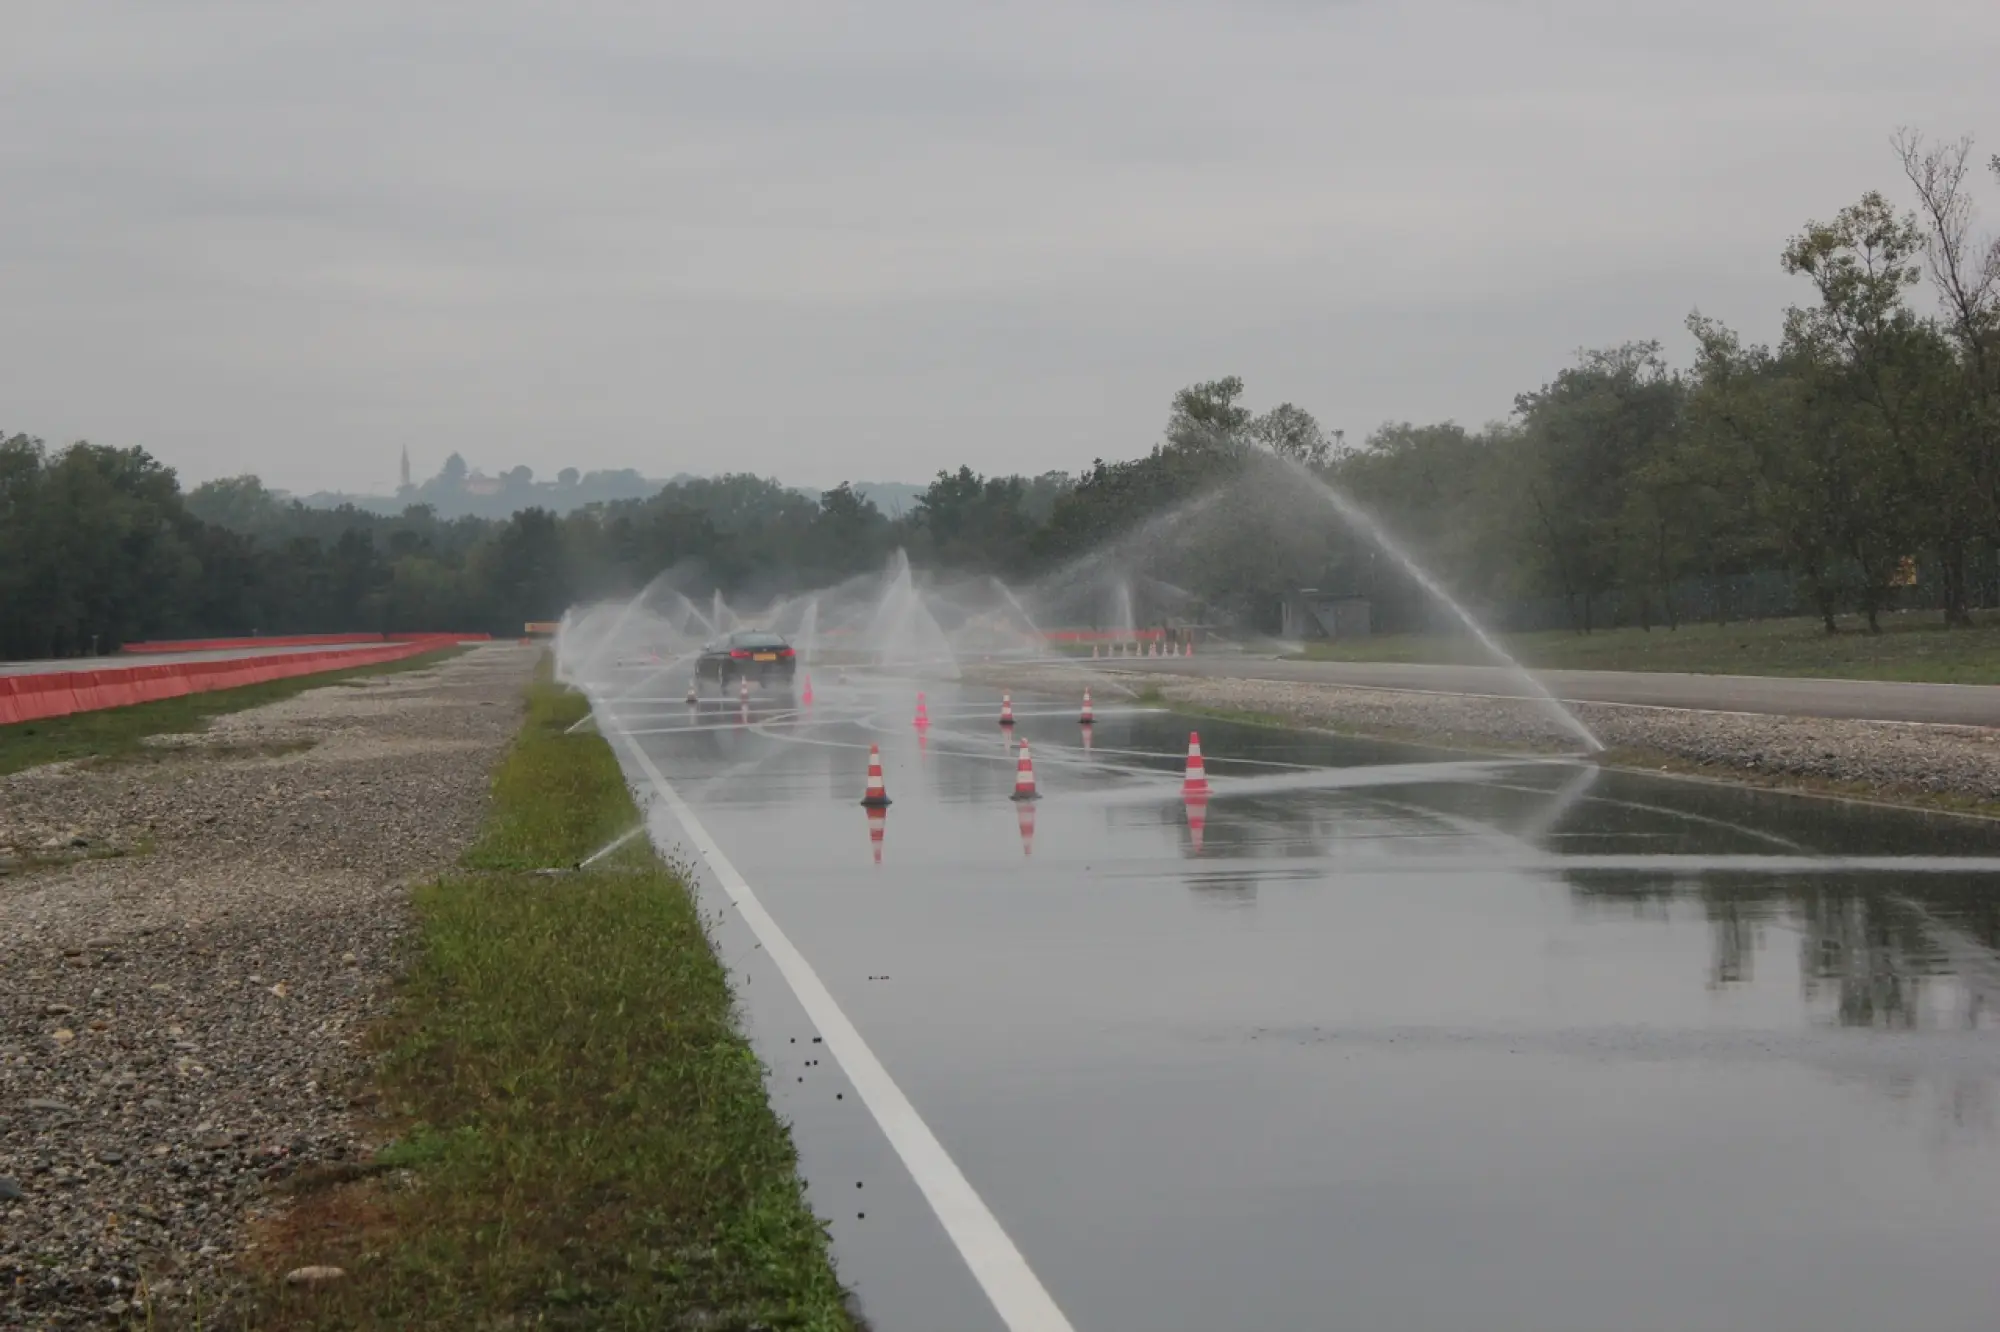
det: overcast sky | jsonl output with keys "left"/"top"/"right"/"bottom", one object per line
{"left": 3, "top": 1, "right": 1995, "bottom": 495}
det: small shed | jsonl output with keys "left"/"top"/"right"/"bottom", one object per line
{"left": 1281, "top": 589, "right": 1371, "bottom": 640}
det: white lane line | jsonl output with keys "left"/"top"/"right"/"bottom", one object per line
{"left": 601, "top": 711, "right": 1077, "bottom": 1332}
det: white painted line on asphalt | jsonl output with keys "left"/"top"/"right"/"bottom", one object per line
{"left": 601, "top": 712, "right": 1078, "bottom": 1332}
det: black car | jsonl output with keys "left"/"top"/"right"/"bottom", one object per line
{"left": 696, "top": 631, "right": 798, "bottom": 693}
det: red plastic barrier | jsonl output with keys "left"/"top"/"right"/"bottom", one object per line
{"left": 1040, "top": 629, "right": 1167, "bottom": 642}
{"left": 0, "top": 642, "right": 447, "bottom": 726}
{"left": 120, "top": 633, "right": 387, "bottom": 654}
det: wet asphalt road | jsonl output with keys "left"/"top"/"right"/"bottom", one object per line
{"left": 594, "top": 669, "right": 2000, "bottom": 1332}
{"left": 0, "top": 641, "right": 385, "bottom": 675}
{"left": 1107, "top": 653, "right": 2000, "bottom": 726}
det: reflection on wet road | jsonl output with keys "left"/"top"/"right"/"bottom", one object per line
{"left": 590, "top": 669, "right": 2000, "bottom": 1332}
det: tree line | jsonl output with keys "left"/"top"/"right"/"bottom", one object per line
{"left": 3, "top": 131, "right": 1994, "bottom": 661}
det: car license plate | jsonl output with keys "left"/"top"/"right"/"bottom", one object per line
{"left": 753, "top": 652, "right": 777, "bottom": 661}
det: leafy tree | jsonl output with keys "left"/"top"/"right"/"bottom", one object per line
{"left": 1250, "top": 403, "right": 1331, "bottom": 467}
{"left": 1511, "top": 343, "right": 1685, "bottom": 630}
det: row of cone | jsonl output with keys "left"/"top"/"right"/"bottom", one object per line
{"left": 922, "top": 690, "right": 1094, "bottom": 728}
{"left": 864, "top": 801, "right": 1050, "bottom": 861}
{"left": 871, "top": 797, "right": 1213, "bottom": 861}
{"left": 859, "top": 728, "right": 1209, "bottom": 805}
{"left": 1090, "top": 640, "right": 1194, "bottom": 659}
{"left": 918, "top": 690, "right": 1090, "bottom": 727}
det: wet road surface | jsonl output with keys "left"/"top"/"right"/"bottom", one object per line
{"left": 0, "top": 641, "right": 386, "bottom": 675}
{"left": 1111, "top": 653, "right": 2000, "bottom": 726}
{"left": 589, "top": 668, "right": 2000, "bottom": 1332}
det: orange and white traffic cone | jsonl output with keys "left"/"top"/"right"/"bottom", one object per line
{"left": 867, "top": 806, "right": 886, "bottom": 863}
{"left": 860, "top": 744, "right": 892, "bottom": 807}
{"left": 1017, "top": 800, "right": 1037, "bottom": 857}
{"left": 1079, "top": 689, "right": 1094, "bottom": 724}
{"left": 1183, "top": 640, "right": 1193, "bottom": 657}
{"left": 739, "top": 677, "right": 750, "bottom": 705}
{"left": 914, "top": 692, "right": 931, "bottom": 729}
{"left": 686, "top": 676, "right": 698, "bottom": 705}
{"left": 1185, "top": 792, "right": 1208, "bottom": 855}
{"left": 998, "top": 693, "right": 1015, "bottom": 726}
{"left": 1182, "top": 731, "right": 1210, "bottom": 797}
{"left": 801, "top": 674, "right": 814, "bottom": 706}
{"left": 1011, "top": 741, "right": 1040, "bottom": 801}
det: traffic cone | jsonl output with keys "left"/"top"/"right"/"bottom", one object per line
{"left": 867, "top": 806, "right": 886, "bottom": 863}
{"left": 1010, "top": 741, "right": 1040, "bottom": 801}
{"left": 1185, "top": 793, "right": 1208, "bottom": 855}
{"left": 914, "top": 692, "right": 931, "bottom": 728}
{"left": 685, "top": 676, "right": 698, "bottom": 705}
{"left": 1079, "top": 689, "right": 1094, "bottom": 724}
{"left": 739, "top": 677, "right": 750, "bottom": 705}
{"left": 999, "top": 693, "right": 1015, "bottom": 726}
{"left": 1182, "top": 731, "right": 1210, "bottom": 796}
{"left": 801, "top": 674, "right": 814, "bottom": 706}
{"left": 1183, "top": 640, "right": 1193, "bottom": 657}
{"left": 860, "top": 744, "right": 892, "bottom": 807}
{"left": 1017, "top": 800, "right": 1037, "bottom": 857}
{"left": 1092, "top": 643, "right": 1100, "bottom": 659}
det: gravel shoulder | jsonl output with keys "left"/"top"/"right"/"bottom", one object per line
{"left": 0, "top": 644, "right": 538, "bottom": 1327}
{"left": 965, "top": 660, "right": 2000, "bottom": 813}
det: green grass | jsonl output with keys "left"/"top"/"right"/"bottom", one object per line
{"left": 0, "top": 648, "right": 465, "bottom": 778}
{"left": 459, "top": 682, "right": 639, "bottom": 871}
{"left": 221, "top": 675, "right": 857, "bottom": 1331}
{"left": 1295, "top": 612, "right": 2000, "bottom": 684}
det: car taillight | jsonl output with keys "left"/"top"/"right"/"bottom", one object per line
{"left": 778, "top": 647, "right": 794, "bottom": 657}
{"left": 729, "top": 649, "right": 751, "bottom": 659}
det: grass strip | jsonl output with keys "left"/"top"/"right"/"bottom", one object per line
{"left": 224, "top": 674, "right": 857, "bottom": 1331}
{"left": 1295, "top": 612, "right": 2000, "bottom": 684}
{"left": 0, "top": 648, "right": 464, "bottom": 777}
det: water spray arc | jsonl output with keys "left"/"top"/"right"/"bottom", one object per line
{"left": 1275, "top": 458, "right": 1604, "bottom": 754}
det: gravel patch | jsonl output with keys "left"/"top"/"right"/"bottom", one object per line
{"left": 966, "top": 660, "right": 2000, "bottom": 805}
{"left": 0, "top": 644, "right": 537, "bottom": 1327}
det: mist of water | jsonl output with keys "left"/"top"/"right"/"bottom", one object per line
{"left": 578, "top": 822, "right": 647, "bottom": 868}
{"left": 552, "top": 459, "right": 1601, "bottom": 760}
{"left": 1275, "top": 457, "right": 1604, "bottom": 753}
{"left": 1109, "top": 579, "right": 1135, "bottom": 636}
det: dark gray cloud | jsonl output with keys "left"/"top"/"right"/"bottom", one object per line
{"left": 2, "top": 0, "right": 1994, "bottom": 493}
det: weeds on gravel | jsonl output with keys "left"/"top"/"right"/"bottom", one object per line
{"left": 227, "top": 677, "right": 858, "bottom": 1331}
{"left": 0, "top": 649, "right": 464, "bottom": 778}
{"left": 460, "top": 681, "right": 647, "bottom": 870}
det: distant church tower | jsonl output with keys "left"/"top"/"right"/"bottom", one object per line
{"left": 399, "top": 446, "right": 412, "bottom": 491}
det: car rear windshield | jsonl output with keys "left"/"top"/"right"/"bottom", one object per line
{"left": 729, "top": 633, "right": 789, "bottom": 649}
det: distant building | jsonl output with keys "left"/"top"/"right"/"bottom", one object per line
{"left": 1282, "top": 589, "right": 1371, "bottom": 639}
